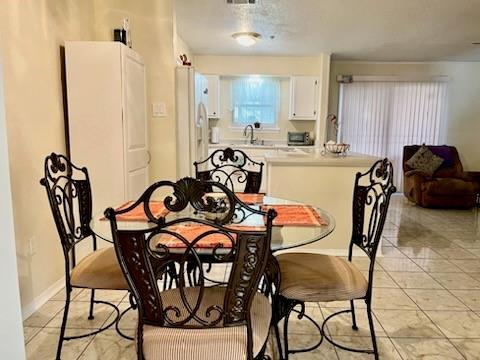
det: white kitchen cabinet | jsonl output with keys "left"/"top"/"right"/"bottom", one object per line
{"left": 205, "top": 74, "right": 220, "bottom": 118}
{"left": 289, "top": 76, "right": 319, "bottom": 120}
{"left": 65, "top": 41, "right": 149, "bottom": 216}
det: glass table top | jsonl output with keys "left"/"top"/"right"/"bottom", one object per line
{"left": 91, "top": 196, "right": 335, "bottom": 252}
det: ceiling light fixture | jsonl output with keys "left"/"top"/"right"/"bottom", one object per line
{"left": 232, "top": 32, "right": 261, "bottom": 47}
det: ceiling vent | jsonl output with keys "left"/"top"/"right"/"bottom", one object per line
{"left": 226, "top": 0, "right": 256, "bottom": 4}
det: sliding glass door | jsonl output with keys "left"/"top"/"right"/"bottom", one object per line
{"left": 338, "top": 79, "right": 448, "bottom": 190}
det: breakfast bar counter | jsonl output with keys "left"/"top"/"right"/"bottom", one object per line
{"left": 265, "top": 148, "right": 381, "bottom": 255}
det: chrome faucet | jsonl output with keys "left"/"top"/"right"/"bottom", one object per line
{"left": 243, "top": 124, "right": 256, "bottom": 144}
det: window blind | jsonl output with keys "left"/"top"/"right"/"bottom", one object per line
{"left": 338, "top": 80, "right": 448, "bottom": 190}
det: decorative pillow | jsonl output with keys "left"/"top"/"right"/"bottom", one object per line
{"left": 406, "top": 145, "right": 444, "bottom": 176}
{"left": 430, "top": 146, "right": 453, "bottom": 167}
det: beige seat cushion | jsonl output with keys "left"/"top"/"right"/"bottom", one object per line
{"left": 142, "top": 286, "right": 271, "bottom": 360}
{"left": 70, "top": 247, "right": 128, "bottom": 290}
{"left": 277, "top": 253, "right": 368, "bottom": 302}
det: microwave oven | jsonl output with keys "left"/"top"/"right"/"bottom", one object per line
{"left": 288, "top": 132, "right": 313, "bottom": 146}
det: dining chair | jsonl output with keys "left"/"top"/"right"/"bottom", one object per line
{"left": 105, "top": 177, "right": 277, "bottom": 360}
{"left": 194, "top": 147, "right": 264, "bottom": 193}
{"left": 275, "top": 158, "right": 396, "bottom": 360}
{"left": 40, "top": 153, "right": 130, "bottom": 360}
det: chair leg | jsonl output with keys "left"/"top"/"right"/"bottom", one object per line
{"left": 350, "top": 299, "right": 358, "bottom": 330}
{"left": 283, "top": 309, "right": 291, "bottom": 360}
{"left": 273, "top": 322, "right": 283, "bottom": 360}
{"left": 88, "top": 289, "right": 95, "bottom": 320}
{"left": 56, "top": 287, "right": 71, "bottom": 360}
{"left": 366, "top": 304, "right": 379, "bottom": 360}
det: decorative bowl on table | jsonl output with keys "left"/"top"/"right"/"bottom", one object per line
{"left": 203, "top": 193, "right": 229, "bottom": 221}
{"left": 324, "top": 143, "right": 350, "bottom": 156}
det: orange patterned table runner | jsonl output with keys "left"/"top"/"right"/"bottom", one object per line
{"left": 111, "top": 201, "right": 169, "bottom": 221}
{"left": 235, "top": 193, "right": 265, "bottom": 205}
{"left": 154, "top": 224, "right": 236, "bottom": 248}
{"left": 153, "top": 223, "right": 268, "bottom": 249}
{"left": 261, "top": 205, "right": 328, "bottom": 227}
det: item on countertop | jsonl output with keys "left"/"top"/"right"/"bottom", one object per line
{"left": 324, "top": 141, "right": 350, "bottom": 156}
{"left": 327, "top": 114, "right": 339, "bottom": 139}
{"left": 288, "top": 131, "right": 313, "bottom": 146}
{"left": 261, "top": 205, "right": 328, "bottom": 227}
{"left": 406, "top": 144, "right": 444, "bottom": 176}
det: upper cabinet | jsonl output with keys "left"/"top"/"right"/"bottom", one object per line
{"left": 289, "top": 76, "right": 319, "bottom": 120}
{"left": 205, "top": 74, "right": 220, "bottom": 118}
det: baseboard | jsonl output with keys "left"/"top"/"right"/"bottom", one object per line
{"left": 22, "top": 276, "right": 65, "bottom": 321}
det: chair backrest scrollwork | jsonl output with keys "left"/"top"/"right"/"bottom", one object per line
{"left": 194, "top": 147, "right": 264, "bottom": 193}
{"left": 40, "top": 153, "right": 94, "bottom": 263}
{"left": 349, "top": 158, "right": 396, "bottom": 273}
{"left": 105, "top": 177, "right": 276, "bottom": 358}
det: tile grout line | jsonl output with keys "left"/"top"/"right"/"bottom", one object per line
{"left": 386, "top": 237, "right": 472, "bottom": 359}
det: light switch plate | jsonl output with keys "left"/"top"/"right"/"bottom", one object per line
{"left": 152, "top": 102, "right": 166, "bottom": 117}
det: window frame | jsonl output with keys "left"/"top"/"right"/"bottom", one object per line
{"left": 230, "top": 76, "right": 281, "bottom": 129}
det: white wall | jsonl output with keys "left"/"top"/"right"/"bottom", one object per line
{"left": 329, "top": 61, "right": 480, "bottom": 170}
{"left": 195, "top": 54, "right": 331, "bottom": 143}
{"left": 0, "top": 56, "right": 26, "bottom": 360}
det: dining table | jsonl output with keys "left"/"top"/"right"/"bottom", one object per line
{"left": 90, "top": 194, "right": 335, "bottom": 253}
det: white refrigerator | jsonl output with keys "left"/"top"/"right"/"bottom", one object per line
{"left": 176, "top": 66, "right": 209, "bottom": 178}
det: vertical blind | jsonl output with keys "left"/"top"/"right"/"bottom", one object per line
{"left": 338, "top": 80, "right": 448, "bottom": 190}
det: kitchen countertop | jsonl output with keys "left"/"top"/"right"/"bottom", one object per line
{"left": 208, "top": 141, "right": 315, "bottom": 150}
{"left": 265, "top": 148, "right": 380, "bottom": 167}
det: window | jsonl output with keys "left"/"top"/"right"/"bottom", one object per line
{"left": 231, "top": 76, "right": 280, "bottom": 127}
{"left": 338, "top": 79, "right": 448, "bottom": 189}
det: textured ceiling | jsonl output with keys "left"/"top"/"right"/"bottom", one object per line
{"left": 175, "top": 0, "right": 480, "bottom": 61}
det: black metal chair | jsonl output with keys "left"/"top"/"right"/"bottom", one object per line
{"left": 105, "top": 177, "right": 277, "bottom": 360}
{"left": 40, "top": 153, "right": 130, "bottom": 360}
{"left": 275, "top": 158, "right": 396, "bottom": 359}
{"left": 194, "top": 147, "right": 264, "bottom": 193}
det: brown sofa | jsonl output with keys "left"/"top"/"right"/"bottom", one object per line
{"left": 403, "top": 145, "right": 480, "bottom": 209}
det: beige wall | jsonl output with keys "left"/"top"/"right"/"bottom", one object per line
{"left": 0, "top": 0, "right": 96, "bottom": 311}
{"left": 211, "top": 76, "right": 315, "bottom": 142}
{"left": 195, "top": 55, "right": 325, "bottom": 76}
{"left": 195, "top": 54, "right": 331, "bottom": 143}
{"left": 94, "top": 0, "right": 177, "bottom": 183}
{"left": 0, "top": 0, "right": 177, "bottom": 314}
{"left": 329, "top": 61, "right": 480, "bottom": 170}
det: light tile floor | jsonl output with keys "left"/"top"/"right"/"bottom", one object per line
{"left": 23, "top": 195, "right": 480, "bottom": 359}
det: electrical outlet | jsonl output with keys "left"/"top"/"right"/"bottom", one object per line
{"left": 28, "top": 237, "right": 36, "bottom": 256}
